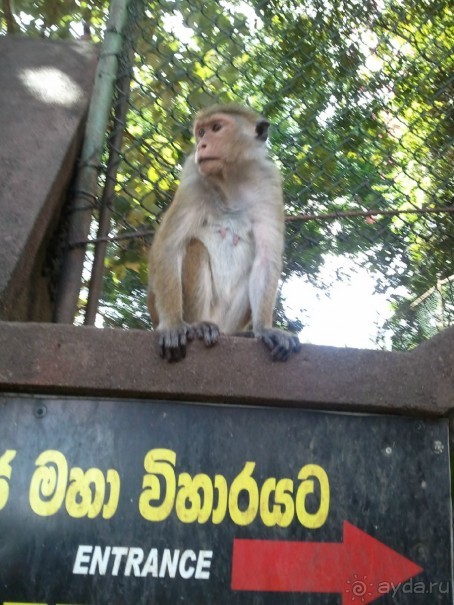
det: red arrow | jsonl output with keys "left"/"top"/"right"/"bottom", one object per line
{"left": 231, "top": 521, "right": 423, "bottom": 604}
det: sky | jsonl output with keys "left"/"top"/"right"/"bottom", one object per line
{"left": 282, "top": 255, "right": 395, "bottom": 350}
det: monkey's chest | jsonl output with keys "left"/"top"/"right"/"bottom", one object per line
{"left": 199, "top": 220, "right": 254, "bottom": 292}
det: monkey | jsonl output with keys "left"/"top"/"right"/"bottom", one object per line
{"left": 147, "top": 103, "right": 301, "bottom": 362}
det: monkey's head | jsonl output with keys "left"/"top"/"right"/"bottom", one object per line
{"left": 193, "top": 104, "right": 270, "bottom": 176}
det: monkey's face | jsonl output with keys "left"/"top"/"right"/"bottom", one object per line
{"left": 193, "top": 113, "right": 256, "bottom": 176}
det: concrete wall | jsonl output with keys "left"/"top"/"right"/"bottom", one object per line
{"left": 0, "top": 321, "right": 452, "bottom": 416}
{"left": 0, "top": 36, "right": 97, "bottom": 321}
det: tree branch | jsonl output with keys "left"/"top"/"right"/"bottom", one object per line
{"left": 2, "top": 0, "right": 16, "bottom": 34}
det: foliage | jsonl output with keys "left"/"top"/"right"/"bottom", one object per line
{"left": 1, "top": 0, "right": 109, "bottom": 40}
{"left": 3, "top": 0, "right": 453, "bottom": 348}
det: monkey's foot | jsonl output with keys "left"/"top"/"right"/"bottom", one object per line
{"left": 259, "top": 328, "right": 302, "bottom": 362}
{"left": 158, "top": 323, "right": 195, "bottom": 362}
{"left": 194, "top": 321, "right": 220, "bottom": 347}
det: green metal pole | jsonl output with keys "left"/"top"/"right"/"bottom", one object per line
{"left": 54, "top": 0, "right": 132, "bottom": 323}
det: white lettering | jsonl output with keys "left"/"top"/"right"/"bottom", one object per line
{"left": 179, "top": 550, "right": 196, "bottom": 579}
{"left": 125, "top": 547, "right": 144, "bottom": 576}
{"left": 195, "top": 550, "right": 213, "bottom": 579}
{"left": 159, "top": 549, "right": 180, "bottom": 578}
{"left": 89, "top": 545, "right": 111, "bottom": 575}
{"left": 73, "top": 545, "right": 93, "bottom": 574}
{"left": 72, "top": 544, "right": 213, "bottom": 579}
{"left": 111, "top": 546, "right": 129, "bottom": 576}
{"left": 141, "top": 548, "right": 158, "bottom": 577}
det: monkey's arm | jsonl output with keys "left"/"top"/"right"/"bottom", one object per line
{"left": 148, "top": 186, "right": 219, "bottom": 361}
{"left": 148, "top": 224, "right": 189, "bottom": 360}
{"left": 148, "top": 189, "right": 199, "bottom": 361}
{"left": 249, "top": 220, "right": 301, "bottom": 361}
{"left": 149, "top": 192, "right": 192, "bottom": 320}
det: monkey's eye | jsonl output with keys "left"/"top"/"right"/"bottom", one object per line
{"left": 198, "top": 127, "right": 205, "bottom": 138}
{"left": 212, "top": 122, "right": 222, "bottom": 132}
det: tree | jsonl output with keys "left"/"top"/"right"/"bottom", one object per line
{"left": 1, "top": 0, "right": 109, "bottom": 39}
{"left": 3, "top": 0, "right": 452, "bottom": 348}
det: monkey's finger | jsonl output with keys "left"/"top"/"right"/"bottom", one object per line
{"left": 271, "top": 345, "right": 290, "bottom": 362}
{"left": 159, "top": 330, "right": 187, "bottom": 362}
{"left": 261, "top": 332, "right": 273, "bottom": 350}
{"left": 272, "top": 335, "right": 301, "bottom": 360}
{"left": 195, "top": 322, "right": 220, "bottom": 347}
{"left": 158, "top": 334, "right": 168, "bottom": 359}
{"left": 204, "top": 323, "right": 220, "bottom": 346}
{"left": 173, "top": 341, "right": 187, "bottom": 361}
{"left": 262, "top": 333, "right": 286, "bottom": 361}
{"left": 292, "top": 336, "right": 302, "bottom": 353}
{"left": 160, "top": 340, "right": 185, "bottom": 362}
{"left": 261, "top": 331, "right": 293, "bottom": 362}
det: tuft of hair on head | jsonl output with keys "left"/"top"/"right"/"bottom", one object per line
{"left": 194, "top": 103, "right": 264, "bottom": 126}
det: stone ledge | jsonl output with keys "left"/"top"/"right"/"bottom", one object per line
{"left": 0, "top": 321, "right": 452, "bottom": 416}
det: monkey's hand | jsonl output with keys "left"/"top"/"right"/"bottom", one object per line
{"left": 257, "top": 328, "right": 302, "bottom": 362}
{"left": 158, "top": 321, "right": 220, "bottom": 362}
{"left": 158, "top": 323, "right": 195, "bottom": 362}
{"left": 194, "top": 322, "right": 220, "bottom": 347}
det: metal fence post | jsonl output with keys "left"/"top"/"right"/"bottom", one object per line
{"left": 54, "top": 0, "right": 132, "bottom": 324}
{"left": 84, "top": 65, "right": 133, "bottom": 326}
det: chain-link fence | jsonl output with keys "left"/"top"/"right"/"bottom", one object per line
{"left": 60, "top": 0, "right": 453, "bottom": 350}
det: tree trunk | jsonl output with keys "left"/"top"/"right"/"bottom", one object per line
{"left": 3, "top": 0, "right": 16, "bottom": 34}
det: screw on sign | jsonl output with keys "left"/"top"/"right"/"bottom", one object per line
{"left": 231, "top": 521, "right": 423, "bottom": 604}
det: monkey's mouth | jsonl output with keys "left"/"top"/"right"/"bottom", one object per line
{"left": 198, "top": 157, "right": 220, "bottom": 164}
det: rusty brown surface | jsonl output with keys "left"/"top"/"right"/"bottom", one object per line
{"left": 0, "top": 321, "right": 452, "bottom": 415}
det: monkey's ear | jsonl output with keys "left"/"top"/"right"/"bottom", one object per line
{"left": 255, "top": 119, "right": 270, "bottom": 141}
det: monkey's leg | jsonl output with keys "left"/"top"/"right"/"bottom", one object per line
{"left": 182, "top": 239, "right": 220, "bottom": 347}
